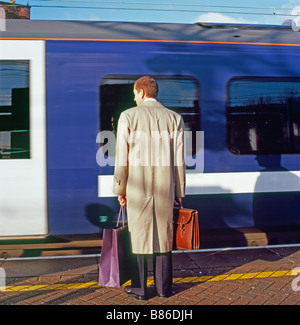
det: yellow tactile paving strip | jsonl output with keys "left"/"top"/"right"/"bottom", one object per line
{"left": 1, "top": 269, "right": 298, "bottom": 292}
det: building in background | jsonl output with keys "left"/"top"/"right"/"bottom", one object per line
{"left": 0, "top": 1, "right": 30, "bottom": 19}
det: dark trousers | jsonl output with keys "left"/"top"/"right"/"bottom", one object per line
{"left": 130, "top": 252, "right": 172, "bottom": 297}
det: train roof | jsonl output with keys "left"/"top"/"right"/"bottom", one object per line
{"left": 1, "top": 19, "right": 299, "bottom": 45}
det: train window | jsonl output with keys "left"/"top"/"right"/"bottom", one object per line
{"left": 99, "top": 75, "right": 200, "bottom": 158}
{"left": 227, "top": 77, "right": 300, "bottom": 155}
{"left": 0, "top": 60, "right": 30, "bottom": 159}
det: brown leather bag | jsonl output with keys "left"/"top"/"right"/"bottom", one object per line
{"left": 173, "top": 207, "right": 200, "bottom": 250}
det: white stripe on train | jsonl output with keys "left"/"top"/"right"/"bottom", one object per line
{"left": 98, "top": 171, "right": 300, "bottom": 197}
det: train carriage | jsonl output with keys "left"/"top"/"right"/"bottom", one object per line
{"left": 1, "top": 20, "right": 300, "bottom": 247}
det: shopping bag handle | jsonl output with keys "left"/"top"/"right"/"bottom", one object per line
{"left": 116, "top": 205, "right": 126, "bottom": 227}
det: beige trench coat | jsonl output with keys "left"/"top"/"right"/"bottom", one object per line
{"left": 113, "top": 100, "right": 186, "bottom": 254}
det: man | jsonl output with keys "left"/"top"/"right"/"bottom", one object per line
{"left": 113, "top": 76, "right": 185, "bottom": 300}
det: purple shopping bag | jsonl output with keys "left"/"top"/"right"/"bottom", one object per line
{"left": 99, "top": 206, "right": 132, "bottom": 287}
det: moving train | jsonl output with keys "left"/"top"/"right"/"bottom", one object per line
{"left": 1, "top": 19, "right": 300, "bottom": 247}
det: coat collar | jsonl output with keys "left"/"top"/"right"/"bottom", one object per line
{"left": 138, "top": 99, "right": 164, "bottom": 109}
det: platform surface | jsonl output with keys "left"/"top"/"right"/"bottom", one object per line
{"left": 1, "top": 246, "right": 300, "bottom": 310}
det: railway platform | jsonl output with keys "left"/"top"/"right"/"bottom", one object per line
{"left": 1, "top": 245, "right": 300, "bottom": 312}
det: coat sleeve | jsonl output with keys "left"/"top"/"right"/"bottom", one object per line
{"left": 113, "top": 113, "right": 129, "bottom": 196}
{"left": 174, "top": 116, "right": 186, "bottom": 197}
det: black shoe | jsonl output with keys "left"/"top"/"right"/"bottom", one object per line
{"left": 158, "top": 293, "right": 172, "bottom": 298}
{"left": 124, "top": 286, "right": 147, "bottom": 301}
{"left": 157, "top": 290, "right": 173, "bottom": 298}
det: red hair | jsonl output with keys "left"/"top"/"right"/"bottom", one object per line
{"left": 134, "top": 76, "right": 158, "bottom": 98}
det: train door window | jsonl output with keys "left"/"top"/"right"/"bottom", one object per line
{"left": 227, "top": 77, "right": 300, "bottom": 155}
{"left": 0, "top": 60, "right": 30, "bottom": 159}
{"left": 99, "top": 74, "right": 200, "bottom": 159}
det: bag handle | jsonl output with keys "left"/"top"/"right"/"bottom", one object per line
{"left": 116, "top": 205, "right": 126, "bottom": 227}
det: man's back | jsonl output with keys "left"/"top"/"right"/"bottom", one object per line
{"left": 113, "top": 76, "right": 185, "bottom": 255}
{"left": 123, "top": 100, "right": 181, "bottom": 131}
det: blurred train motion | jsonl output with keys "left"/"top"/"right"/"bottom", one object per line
{"left": 1, "top": 20, "right": 300, "bottom": 250}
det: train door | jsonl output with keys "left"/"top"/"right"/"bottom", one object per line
{"left": 0, "top": 40, "right": 47, "bottom": 237}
